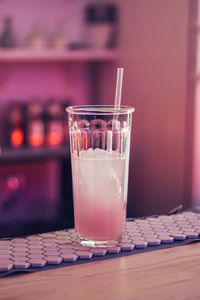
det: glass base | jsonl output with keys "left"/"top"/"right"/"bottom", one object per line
{"left": 76, "top": 233, "right": 122, "bottom": 247}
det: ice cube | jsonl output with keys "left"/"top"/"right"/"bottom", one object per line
{"left": 93, "top": 148, "right": 108, "bottom": 159}
{"left": 79, "top": 148, "right": 121, "bottom": 160}
{"left": 80, "top": 148, "right": 94, "bottom": 159}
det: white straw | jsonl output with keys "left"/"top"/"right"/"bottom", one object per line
{"left": 114, "top": 68, "right": 124, "bottom": 109}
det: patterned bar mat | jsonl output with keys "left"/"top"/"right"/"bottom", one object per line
{"left": 0, "top": 211, "right": 200, "bottom": 278}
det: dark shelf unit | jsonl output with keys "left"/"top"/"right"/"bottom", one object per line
{"left": 0, "top": 145, "right": 74, "bottom": 237}
{"left": 0, "top": 145, "right": 70, "bottom": 163}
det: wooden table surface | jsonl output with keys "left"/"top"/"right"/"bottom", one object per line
{"left": 0, "top": 243, "right": 200, "bottom": 300}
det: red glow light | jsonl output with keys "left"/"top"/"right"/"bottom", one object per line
{"left": 47, "top": 133, "right": 63, "bottom": 146}
{"left": 10, "top": 129, "right": 24, "bottom": 147}
{"left": 28, "top": 133, "right": 44, "bottom": 147}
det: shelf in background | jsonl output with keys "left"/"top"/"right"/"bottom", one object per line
{"left": 0, "top": 145, "right": 70, "bottom": 163}
{"left": 0, "top": 49, "right": 118, "bottom": 62}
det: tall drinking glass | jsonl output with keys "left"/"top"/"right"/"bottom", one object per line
{"left": 66, "top": 105, "right": 135, "bottom": 247}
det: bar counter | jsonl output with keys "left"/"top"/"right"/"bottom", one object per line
{"left": 0, "top": 242, "right": 199, "bottom": 299}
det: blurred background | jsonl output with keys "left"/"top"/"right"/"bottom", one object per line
{"left": 0, "top": 0, "right": 200, "bottom": 237}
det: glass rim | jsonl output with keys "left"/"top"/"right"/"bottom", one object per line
{"left": 66, "top": 105, "right": 135, "bottom": 115}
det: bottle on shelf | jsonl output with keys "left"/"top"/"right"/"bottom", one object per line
{"left": 85, "top": 3, "right": 118, "bottom": 49}
{"left": 49, "top": 21, "right": 67, "bottom": 50}
{"left": 104, "top": 4, "right": 118, "bottom": 49}
{"left": 45, "top": 99, "right": 64, "bottom": 147}
{"left": 26, "top": 99, "right": 45, "bottom": 147}
{"left": 26, "top": 25, "right": 46, "bottom": 50}
{"left": 66, "top": 0, "right": 87, "bottom": 50}
{"left": 6, "top": 103, "right": 25, "bottom": 148}
{"left": 0, "top": 16, "right": 17, "bottom": 48}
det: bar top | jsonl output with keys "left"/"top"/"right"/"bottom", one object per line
{"left": 0, "top": 242, "right": 200, "bottom": 299}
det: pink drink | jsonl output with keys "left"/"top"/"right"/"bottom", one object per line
{"left": 71, "top": 148, "right": 127, "bottom": 243}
